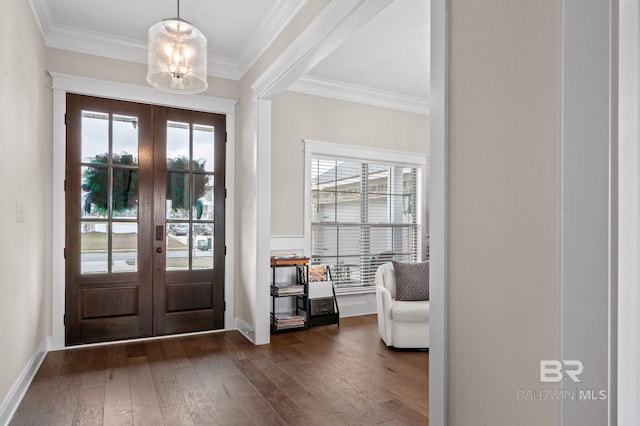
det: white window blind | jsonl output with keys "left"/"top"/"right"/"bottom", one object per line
{"left": 310, "top": 156, "right": 422, "bottom": 288}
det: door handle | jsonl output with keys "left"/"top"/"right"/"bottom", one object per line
{"left": 156, "top": 247, "right": 163, "bottom": 254}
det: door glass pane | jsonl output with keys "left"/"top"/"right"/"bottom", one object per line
{"left": 112, "top": 169, "right": 138, "bottom": 219}
{"left": 81, "top": 222, "right": 108, "bottom": 274}
{"left": 167, "top": 172, "right": 190, "bottom": 219}
{"left": 81, "top": 165, "right": 109, "bottom": 219}
{"left": 112, "top": 114, "right": 139, "bottom": 165}
{"left": 193, "top": 224, "right": 213, "bottom": 269}
{"left": 167, "top": 224, "right": 189, "bottom": 270}
{"left": 193, "top": 175, "right": 213, "bottom": 220}
{"left": 112, "top": 222, "right": 137, "bottom": 273}
{"left": 81, "top": 111, "right": 109, "bottom": 163}
{"left": 193, "top": 124, "right": 214, "bottom": 172}
{"left": 166, "top": 121, "right": 189, "bottom": 170}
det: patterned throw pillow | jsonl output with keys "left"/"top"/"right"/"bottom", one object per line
{"left": 392, "top": 261, "right": 429, "bottom": 301}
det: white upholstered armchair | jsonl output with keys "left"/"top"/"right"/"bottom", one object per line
{"left": 375, "top": 262, "right": 430, "bottom": 349}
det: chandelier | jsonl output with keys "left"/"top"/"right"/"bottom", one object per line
{"left": 147, "top": 0, "right": 207, "bottom": 94}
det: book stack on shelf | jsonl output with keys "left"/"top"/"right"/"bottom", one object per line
{"left": 272, "top": 313, "right": 305, "bottom": 329}
{"left": 272, "top": 285, "right": 305, "bottom": 296}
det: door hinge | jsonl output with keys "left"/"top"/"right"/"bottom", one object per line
{"left": 63, "top": 248, "right": 66, "bottom": 259}
{"left": 63, "top": 314, "right": 66, "bottom": 326}
{"left": 225, "top": 131, "right": 228, "bottom": 142}
{"left": 224, "top": 188, "right": 227, "bottom": 199}
{"left": 64, "top": 179, "right": 66, "bottom": 192}
{"left": 224, "top": 246, "right": 227, "bottom": 255}
{"left": 64, "top": 113, "right": 67, "bottom": 126}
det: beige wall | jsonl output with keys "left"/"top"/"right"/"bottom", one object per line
{"left": 0, "top": 0, "right": 52, "bottom": 408}
{"left": 448, "top": 0, "right": 560, "bottom": 424}
{"left": 270, "top": 90, "right": 429, "bottom": 235}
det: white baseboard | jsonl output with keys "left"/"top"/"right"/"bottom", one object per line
{"left": 337, "top": 292, "right": 377, "bottom": 317}
{"left": 235, "top": 317, "right": 256, "bottom": 344}
{"left": 0, "top": 337, "right": 49, "bottom": 426}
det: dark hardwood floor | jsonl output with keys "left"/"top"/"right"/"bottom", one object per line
{"left": 11, "top": 315, "right": 428, "bottom": 425}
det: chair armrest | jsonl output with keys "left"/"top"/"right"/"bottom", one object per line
{"left": 376, "top": 284, "right": 394, "bottom": 345}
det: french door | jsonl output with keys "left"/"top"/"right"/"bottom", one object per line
{"left": 65, "top": 94, "right": 226, "bottom": 345}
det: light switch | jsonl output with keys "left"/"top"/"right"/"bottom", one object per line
{"left": 16, "top": 203, "right": 25, "bottom": 223}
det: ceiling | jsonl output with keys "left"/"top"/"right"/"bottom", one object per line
{"left": 30, "top": 0, "right": 429, "bottom": 113}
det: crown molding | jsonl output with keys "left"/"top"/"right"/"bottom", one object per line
{"left": 289, "top": 75, "right": 431, "bottom": 115}
{"left": 28, "top": 0, "right": 307, "bottom": 81}
{"left": 237, "top": 0, "right": 310, "bottom": 77}
{"left": 43, "top": 23, "right": 241, "bottom": 80}
{"left": 45, "top": 24, "right": 146, "bottom": 64}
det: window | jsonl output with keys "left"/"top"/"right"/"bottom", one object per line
{"left": 306, "top": 141, "right": 426, "bottom": 290}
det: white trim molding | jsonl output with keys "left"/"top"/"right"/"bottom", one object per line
{"left": 618, "top": 0, "right": 640, "bottom": 424}
{"left": 237, "top": 0, "right": 311, "bottom": 77}
{"left": 289, "top": 75, "right": 431, "bottom": 115}
{"left": 235, "top": 317, "right": 256, "bottom": 344}
{"left": 559, "top": 1, "right": 617, "bottom": 424}
{"left": 48, "top": 72, "right": 237, "bottom": 350}
{"left": 303, "top": 138, "right": 429, "bottom": 166}
{"left": 0, "top": 338, "right": 48, "bottom": 425}
{"left": 430, "top": 0, "right": 448, "bottom": 425}
{"left": 255, "top": 98, "right": 273, "bottom": 345}
{"left": 336, "top": 291, "right": 377, "bottom": 317}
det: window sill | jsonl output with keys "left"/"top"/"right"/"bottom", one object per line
{"left": 335, "top": 286, "right": 377, "bottom": 295}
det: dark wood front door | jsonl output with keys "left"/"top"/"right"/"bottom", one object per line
{"left": 65, "top": 94, "right": 226, "bottom": 345}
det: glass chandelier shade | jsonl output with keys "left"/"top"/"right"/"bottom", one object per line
{"left": 147, "top": 18, "right": 207, "bottom": 94}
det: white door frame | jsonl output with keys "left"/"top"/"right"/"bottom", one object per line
{"left": 559, "top": 1, "right": 617, "bottom": 424}
{"left": 618, "top": 0, "right": 640, "bottom": 424}
{"left": 48, "top": 72, "right": 237, "bottom": 350}
{"left": 429, "top": 1, "right": 448, "bottom": 424}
